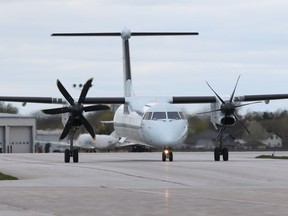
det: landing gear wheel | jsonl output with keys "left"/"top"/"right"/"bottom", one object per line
{"left": 169, "top": 152, "right": 173, "bottom": 162}
{"left": 73, "top": 149, "right": 79, "bottom": 163}
{"left": 222, "top": 147, "right": 229, "bottom": 161}
{"left": 162, "top": 152, "right": 166, "bottom": 162}
{"left": 214, "top": 147, "right": 220, "bottom": 161}
{"left": 64, "top": 149, "right": 70, "bottom": 163}
{"left": 162, "top": 148, "right": 173, "bottom": 162}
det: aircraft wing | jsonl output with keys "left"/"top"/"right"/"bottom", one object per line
{"left": 171, "top": 94, "right": 288, "bottom": 104}
{"left": 1, "top": 94, "right": 288, "bottom": 106}
{"left": 0, "top": 96, "right": 66, "bottom": 104}
{"left": 172, "top": 96, "right": 216, "bottom": 103}
{"left": 233, "top": 94, "right": 288, "bottom": 102}
{"left": 0, "top": 96, "right": 126, "bottom": 105}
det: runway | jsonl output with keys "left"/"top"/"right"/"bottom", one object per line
{"left": 0, "top": 151, "right": 288, "bottom": 216}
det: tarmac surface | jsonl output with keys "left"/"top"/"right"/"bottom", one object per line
{"left": 0, "top": 151, "right": 288, "bottom": 216}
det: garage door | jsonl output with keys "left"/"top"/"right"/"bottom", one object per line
{"left": 9, "top": 126, "right": 32, "bottom": 153}
{"left": 0, "top": 127, "right": 4, "bottom": 153}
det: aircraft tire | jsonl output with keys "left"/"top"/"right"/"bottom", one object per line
{"left": 73, "top": 149, "right": 79, "bottom": 163}
{"left": 214, "top": 147, "right": 220, "bottom": 161}
{"left": 222, "top": 148, "right": 229, "bottom": 161}
{"left": 169, "top": 151, "right": 173, "bottom": 162}
{"left": 162, "top": 152, "right": 166, "bottom": 162}
{"left": 64, "top": 149, "right": 70, "bottom": 163}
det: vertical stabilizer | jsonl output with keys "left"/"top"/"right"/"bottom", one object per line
{"left": 121, "top": 28, "right": 133, "bottom": 97}
{"left": 51, "top": 28, "right": 198, "bottom": 100}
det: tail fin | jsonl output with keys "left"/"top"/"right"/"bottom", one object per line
{"left": 51, "top": 28, "right": 198, "bottom": 99}
{"left": 122, "top": 28, "right": 133, "bottom": 97}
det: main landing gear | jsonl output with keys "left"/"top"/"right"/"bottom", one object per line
{"left": 162, "top": 148, "right": 173, "bottom": 162}
{"left": 214, "top": 146, "right": 229, "bottom": 161}
{"left": 64, "top": 148, "right": 79, "bottom": 163}
{"left": 64, "top": 128, "right": 79, "bottom": 163}
{"left": 214, "top": 133, "right": 229, "bottom": 161}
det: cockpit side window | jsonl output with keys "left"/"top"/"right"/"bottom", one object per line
{"left": 179, "top": 112, "right": 186, "bottom": 119}
{"left": 143, "top": 112, "right": 152, "bottom": 120}
{"left": 152, "top": 112, "right": 166, "bottom": 120}
{"left": 167, "top": 112, "right": 181, "bottom": 120}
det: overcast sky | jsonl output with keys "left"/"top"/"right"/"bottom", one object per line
{"left": 1, "top": 0, "right": 288, "bottom": 115}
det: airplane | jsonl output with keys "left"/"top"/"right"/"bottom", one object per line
{"left": 1, "top": 27, "right": 288, "bottom": 163}
{"left": 76, "top": 132, "right": 119, "bottom": 151}
{"left": 39, "top": 132, "right": 119, "bottom": 153}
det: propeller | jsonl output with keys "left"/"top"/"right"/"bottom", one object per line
{"left": 42, "top": 78, "right": 110, "bottom": 140}
{"left": 199, "top": 75, "right": 261, "bottom": 134}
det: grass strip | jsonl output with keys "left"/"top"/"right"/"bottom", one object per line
{"left": 256, "top": 155, "right": 288, "bottom": 160}
{"left": 0, "top": 172, "right": 18, "bottom": 180}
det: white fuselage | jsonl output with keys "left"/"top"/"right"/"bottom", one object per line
{"left": 113, "top": 102, "right": 188, "bottom": 149}
{"left": 76, "top": 133, "right": 118, "bottom": 150}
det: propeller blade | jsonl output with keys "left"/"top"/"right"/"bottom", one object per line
{"left": 230, "top": 75, "right": 241, "bottom": 102}
{"left": 59, "top": 116, "right": 74, "bottom": 140}
{"left": 197, "top": 108, "right": 222, "bottom": 115}
{"left": 79, "top": 114, "right": 95, "bottom": 139}
{"left": 42, "top": 107, "right": 71, "bottom": 115}
{"left": 57, "top": 79, "right": 75, "bottom": 105}
{"left": 206, "top": 81, "right": 225, "bottom": 104}
{"left": 233, "top": 113, "right": 250, "bottom": 135}
{"left": 83, "top": 105, "right": 110, "bottom": 112}
{"left": 235, "top": 101, "right": 262, "bottom": 108}
{"left": 78, "top": 78, "right": 93, "bottom": 104}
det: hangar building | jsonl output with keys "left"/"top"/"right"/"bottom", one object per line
{"left": 0, "top": 113, "right": 36, "bottom": 153}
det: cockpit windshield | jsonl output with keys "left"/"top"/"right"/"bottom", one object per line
{"left": 152, "top": 112, "right": 166, "bottom": 120}
{"left": 167, "top": 112, "right": 181, "bottom": 120}
{"left": 143, "top": 112, "right": 152, "bottom": 120}
{"left": 143, "top": 111, "right": 185, "bottom": 120}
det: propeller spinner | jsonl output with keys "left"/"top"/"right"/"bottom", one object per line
{"left": 42, "top": 78, "right": 110, "bottom": 140}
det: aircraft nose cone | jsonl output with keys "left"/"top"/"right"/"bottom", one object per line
{"left": 142, "top": 120, "right": 188, "bottom": 147}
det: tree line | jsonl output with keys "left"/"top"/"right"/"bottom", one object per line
{"left": 1, "top": 102, "right": 287, "bottom": 143}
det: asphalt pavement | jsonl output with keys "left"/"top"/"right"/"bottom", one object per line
{"left": 0, "top": 151, "right": 287, "bottom": 216}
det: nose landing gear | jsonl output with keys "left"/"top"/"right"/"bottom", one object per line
{"left": 162, "top": 148, "right": 173, "bottom": 162}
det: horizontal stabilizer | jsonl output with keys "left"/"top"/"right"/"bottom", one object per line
{"left": 51, "top": 32, "right": 199, "bottom": 37}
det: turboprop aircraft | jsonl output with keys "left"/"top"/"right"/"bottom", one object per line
{"left": 40, "top": 132, "right": 119, "bottom": 153}
{"left": 1, "top": 28, "right": 288, "bottom": 163}
{"left": 76, "top": 132, "right": 119, "bottom": 151}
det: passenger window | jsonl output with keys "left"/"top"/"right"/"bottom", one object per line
{"left": 143, "top": 112, "right": 152, "bottom": 120}
{"left": 152, "top": 112, "right": 166, "bottom": 120}
{"left": 167, "top": 112, "right": 181, "bottom": 120}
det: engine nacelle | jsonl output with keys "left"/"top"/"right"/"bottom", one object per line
{"left": 221, "top": 116, "right": 236, "bottom": 125}
{"left": 62, "top": 112, "right": 69, "bottom": 127}
{"left": 210, "top": 103, "right": 236, "bottom": 126}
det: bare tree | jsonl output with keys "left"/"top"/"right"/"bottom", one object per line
{"left": 0, "top": 102, "right": 18, "bottom": 114}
